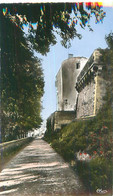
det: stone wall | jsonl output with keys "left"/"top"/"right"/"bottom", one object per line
{"left": 47, "top": 111, "right": 76, "bottom": 131}
{"left": 76, "top": 76, "right": 107, "bottom": 118}
{"left": 0, "top": 137, "right": 33, "bottom": 170}
{"left": 76, "top": 49, "right": 107, "bottom": 118}
{"left": 94, "top": 75, "right": 107, "bottom": 115}
{"left": 77, "top": 80, "right": 95, "bottom": 118}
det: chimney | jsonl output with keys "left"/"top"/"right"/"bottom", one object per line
{"left": 68, "top": 54, "right": 73, "bottom": 59}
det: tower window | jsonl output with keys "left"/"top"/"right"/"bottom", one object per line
{"left": 76, "top": 62, "right": 80, "bottom": 69}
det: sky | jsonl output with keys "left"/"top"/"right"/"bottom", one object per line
{"left": 35, "top": 6, "right": 113, "bottom": 121}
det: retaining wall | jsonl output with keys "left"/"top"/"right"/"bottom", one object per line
{"left": 77, "top": 80, "right": 95, "bottom": 118}
{"left": 0, "top": 137, "right": 33, "bottom": 170}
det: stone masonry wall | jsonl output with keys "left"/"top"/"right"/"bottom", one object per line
{"left": 54, "top": 111, "right": 76, "bottom": 130}
{"left": 94, "top": 75, "right": 107, "bottom": 115}
{"left": 76, "top": 72, "right": 107, "bottom": 118}
{"left": 47, "top": 111, "right": 76, "bottom": 131}
{"left": 76, "top": 80, "right": 95, "bottom": 118}
{"left": 75, "top": 49, "right": 107, "bottom": 119}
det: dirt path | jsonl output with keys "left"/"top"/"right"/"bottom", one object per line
{"left": 0, "top": 139, "right": 85, "bottom": 196}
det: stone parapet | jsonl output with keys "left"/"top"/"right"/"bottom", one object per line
{"left": 47, "top": 111, "right": 76, "bottom": 132}
{"left": 77, "top": 49, "right": 102, "bottom": 82}
{"left": 75, "top": 49, "right": 104, "bottom": 93}
{"left": 75, "top": 49, "right": 107, "bottom": 118}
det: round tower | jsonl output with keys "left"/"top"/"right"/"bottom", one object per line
{"left": 56, "top": 56, "right": 87, "bottom": 111}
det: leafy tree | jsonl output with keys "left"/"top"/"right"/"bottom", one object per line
{"left": 0, "top": 13, "right": 44, "bottom": 141}
{"left": 100, "top": 32, "right": 113, "bottom": 127}
{"left": 1, "top": 3, "right": 105, "bottom": 54}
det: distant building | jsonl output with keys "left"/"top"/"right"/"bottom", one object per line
{"left": 55, "top": 56, "right": 88, "bottom": 111}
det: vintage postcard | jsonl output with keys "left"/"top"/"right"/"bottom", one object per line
{"left": 0, "top": 1, "right": 113, "bottom": 196}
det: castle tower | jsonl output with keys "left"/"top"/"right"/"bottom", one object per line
{"left": 55, "top": 56, "right": 88, "bottom": 111}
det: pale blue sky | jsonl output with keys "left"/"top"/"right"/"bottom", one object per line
{"left": 36, "top": 6, "right": 113, "bottom": 121}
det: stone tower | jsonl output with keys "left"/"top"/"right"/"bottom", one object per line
{"left": 55, "top": 56, "right": 88, "bottom": 111}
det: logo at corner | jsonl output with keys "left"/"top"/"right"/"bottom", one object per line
{"left": 96, "top": 188, "right": 108, "bottom": 194}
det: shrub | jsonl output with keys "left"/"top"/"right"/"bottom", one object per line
{"left": 76, "top": 157, "right": 112, "bottom": 191}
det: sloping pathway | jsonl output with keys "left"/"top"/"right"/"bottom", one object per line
{"left": 0, "top": 139, "right": 85, "bottom": 196}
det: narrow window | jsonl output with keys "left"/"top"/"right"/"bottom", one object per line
{"left": 76, "top": 62, "right": 80, "bottom": 69}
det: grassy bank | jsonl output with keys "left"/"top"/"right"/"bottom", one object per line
{"left": 44, "top": 90, "right": 112, "bottom": 192}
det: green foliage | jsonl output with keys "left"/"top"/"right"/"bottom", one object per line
{"left": 0, "top": 13, "right": 44, "bottom": 142}
{"left": 44, "top": 98, "right": 112, "bottom": 191}
{"left": 76, "top": 157, "right": 112, "bottom": 191}
{"left": 1, "top": 3, "right": 105, "bottom": 55}
{"left": 87, "top": 126, "right": 112, "bottom": 159}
